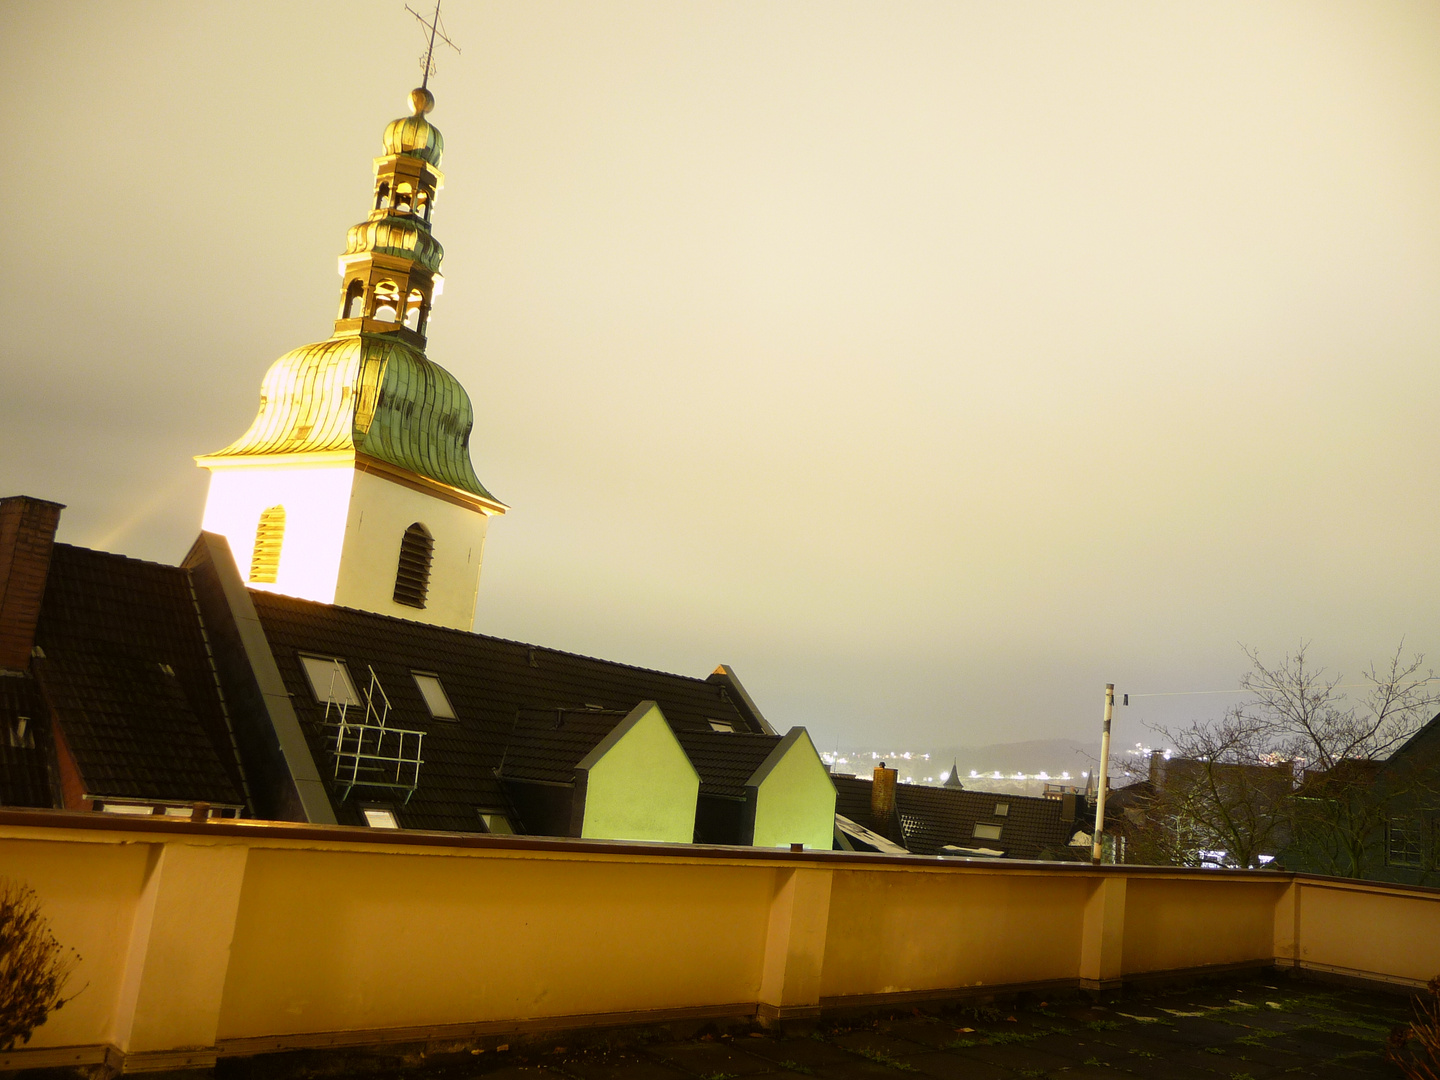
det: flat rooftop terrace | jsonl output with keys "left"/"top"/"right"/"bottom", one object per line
{"left": 217, "top": 974, "right": 1412, "bottom": 1080}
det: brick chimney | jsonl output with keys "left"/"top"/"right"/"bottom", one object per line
{"left": 1149, "top": 750, "right": 1167, "bottom": 790}
{"left": 0, "top": 497, "right": 64, "bottom": 672}
{"left": 871, "top": 762, "right": 898, "bottom": 823}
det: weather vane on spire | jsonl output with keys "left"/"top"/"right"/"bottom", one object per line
{"left": 405, "top": 1, "right": 460, "bottom": 90}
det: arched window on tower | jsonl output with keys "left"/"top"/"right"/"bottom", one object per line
{"left": 250, "top": 505, "right": 285, "bottom": 584}
{"left": 373, "top": 281, "right": 399, "bottom": 322}
{"left": 375, "top": 181, "right": 391, "bottom": 210}
{"left": 395, "top": 183, "right": 413, "bottom": 214}
{"left": 404, "top": 289, "right": 426, "bottom": 331}
{"left": 416, "top": 191, "right": 430, "bottom": 221}
{"left": 393, "top": 523, "right": 433, "bottom": 609}
{"left": 343, "top": 279, "right": 365, "bottom": 319}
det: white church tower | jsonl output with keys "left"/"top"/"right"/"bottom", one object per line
{"left": 197, "top": 86, "right": 506, "bottom": 631}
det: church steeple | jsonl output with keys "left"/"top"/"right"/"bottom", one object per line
{"left": 335, "top": 87, "right": 446, "bottom": 346}
{"left": 196, "top": 87, "right": 505, "bottom": 632}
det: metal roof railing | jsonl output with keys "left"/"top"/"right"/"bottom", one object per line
{"left": 321, "top": 662, "right": 425, "bottom": 803}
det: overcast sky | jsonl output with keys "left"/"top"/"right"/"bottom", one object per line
{"left": 3, "top": 1, "right": 1438, "bottom": 756}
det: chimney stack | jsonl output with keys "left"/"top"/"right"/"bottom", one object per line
{"left": 871, "top": 762, "right": 898, "bottom": 822}
{"left": 0, "top": 496, "right": 64, "bottom": 672}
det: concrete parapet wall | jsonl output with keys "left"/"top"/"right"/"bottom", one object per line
{"left": 1, "top": 809, "right": 1437, "bottom": 1072}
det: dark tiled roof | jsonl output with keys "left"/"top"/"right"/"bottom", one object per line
{"left": 500, "top": 709, "right": 629, "bottom": 784}
{"left": 0, "top": 674, "right": 52, "bottom": 807}
{"left": 249, "top": 592, "right": 756, "bottom": 831}
{"left": 676, "top": 730, "right": 783, "bottom": 799}
{"left": 31, "top": 546, "right": 246, "bottom": 807}
{"left": 832, "top": 775, "right": 1074, "bottom": 859}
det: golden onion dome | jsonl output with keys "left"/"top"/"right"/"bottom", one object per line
{"left": 202, "top": 335, "right": 500, "bottom": 505}
{"left": 345, "top": 217, "right": 444, "bottom": 272}
{"left": 383, "top": 112, "right": 443, "bottom": 166}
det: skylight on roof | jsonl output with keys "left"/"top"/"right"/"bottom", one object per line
{"left": 362, "top": 808, "right": 399, "bottom": 829}
{"left": 708, "top": 718, "right": 740, "bottom": 733}
{"left": 412, "top": 672, "right": 456, "bottom": 720}
{"left": 299, "top": 655, "right": 361, "bottom": 707}
{"left": 994, "top": 802, "right": 1010, "bottom": 816}
{"left": 973, "top": 822, "right": 1003, "bottom": 840}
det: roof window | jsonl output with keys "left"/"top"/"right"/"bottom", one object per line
{"left": 477, "top": 809, "right": 513, "bottom": 835}
{"left": 708, "top": 718, "right": 740, "bottom": 733}
{"left": 362, "top": 808, "right": 399, "bottom": 829}
{"left": 973, "top": 822, "right": 1003, "bottom": 841}
{"left": 994, "top": 802, "right": 1010, "bottom": 817}
{"left": 299, "top": 655, "right": 361, "bottom": 707}
{"left": 412, "top": 672, "right": 456, "bottom": 719}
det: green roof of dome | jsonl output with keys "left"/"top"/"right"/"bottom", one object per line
{"left": 345, "top": 216, "right": 444, "bottom": 272}
{"left": 202, "top": 334, "right": 500, "bottom": 506}
{"left": 383, "top": 113, "right": 443, "bottom": 167}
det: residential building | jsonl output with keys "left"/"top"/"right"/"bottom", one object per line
{"left": 831, "top": 764, "right": 1083, "bottom": 859}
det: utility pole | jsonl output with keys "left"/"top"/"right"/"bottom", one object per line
{"left": 1091, "top": 683, "right": 1114, "bottom": 865}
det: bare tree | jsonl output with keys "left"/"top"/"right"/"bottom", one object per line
{"left": 1135, "top": 643, "right": 1437, "bottom": 874}
{"left": 0, "top": 879, "right": 78, "bottom": 1051}
{"left": 1137, "top": 713, "right": 1294, "bottom": 869}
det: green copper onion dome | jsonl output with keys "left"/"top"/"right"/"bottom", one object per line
{"left": 383, "top": 115, "right": 443, "bottom": 167}
{"left": 206, "top": 336, "right": 499, "bottom": 504}
{"left": 345, "top": 217, "right": 443, "bottom": 272}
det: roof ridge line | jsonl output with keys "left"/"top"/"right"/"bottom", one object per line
{"left": 53, "top": 542, "right": 189, "bottom": 575}
{"left": 248, "top": 590, "right": 725, "bottom": 689}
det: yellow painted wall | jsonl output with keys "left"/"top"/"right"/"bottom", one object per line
{"left": 1294, "top": 879, "right": 1440, "bottom": 985}
{"left": 0, "top": 836, "right": 154, "bottom": 1050}
{"left": 580, "top": 704, "right": 699, "bottom": 844}
{"left": 751, "top": 730, "right": 836, "bottom": 850}
{"left": 822, "top": 866, "right": 1089, "bottom": 996}
{"left": 217, "top": 847, "right": 771, "bottom": 1038}
{"left": 1121, "top": 877, "right": 1282, "bottom": 976}
{"left": 4, "top": 818, "right": 1440, "bottom": 1069}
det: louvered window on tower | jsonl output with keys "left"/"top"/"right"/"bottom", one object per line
{"left": 393, "top": 523, "right": 433, "bottom": 608}
{"left": 250, "top": 505, "right": 285, "bottom": 583}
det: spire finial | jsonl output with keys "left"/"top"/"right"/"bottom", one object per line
{"left": 405, "top": 1, "right": 460, "bottom": 92}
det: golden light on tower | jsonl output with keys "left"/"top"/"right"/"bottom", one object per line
{"left": 195, "top": 12, "right": 504, "bottom": 631}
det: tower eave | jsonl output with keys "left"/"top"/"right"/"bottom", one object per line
{"left": 195, "top": 450, "right": 507, "bottom": 517}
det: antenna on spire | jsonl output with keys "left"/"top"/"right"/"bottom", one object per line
{"left": 406, "top": 0, "right": 460, "bottom": 90}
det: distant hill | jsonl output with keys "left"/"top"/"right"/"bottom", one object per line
{"left": 935, "top": 737, "right": 1095, "bottom": 776}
